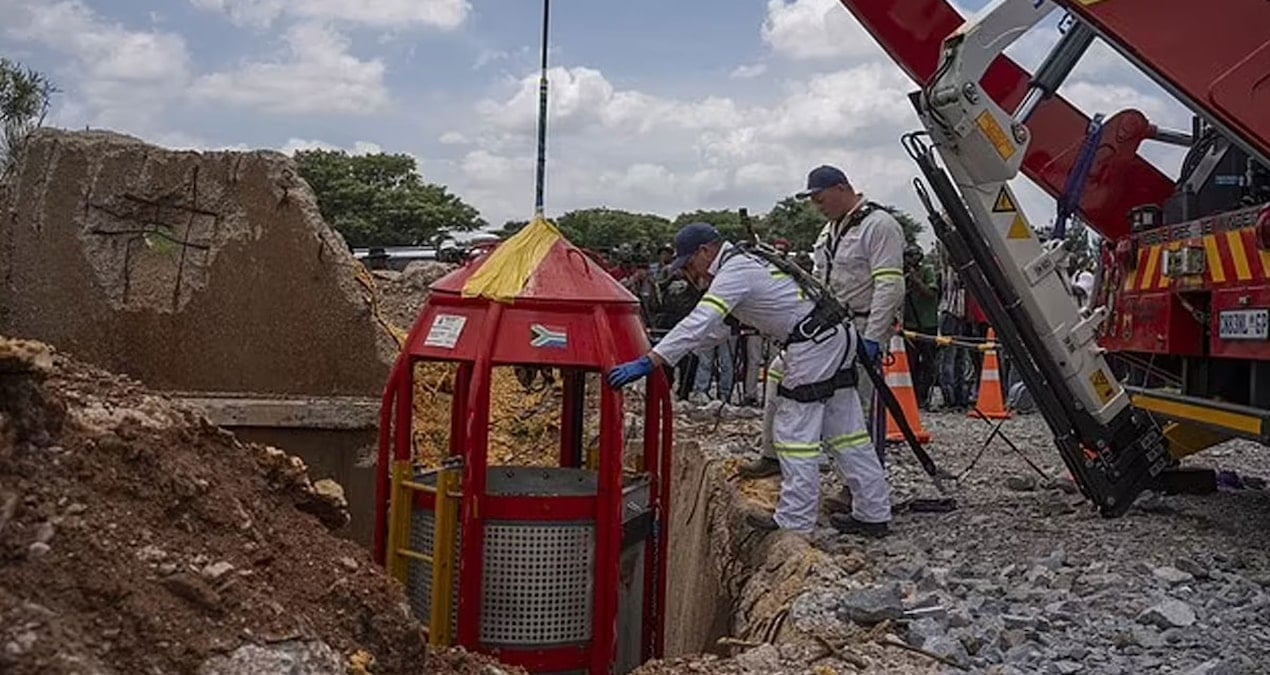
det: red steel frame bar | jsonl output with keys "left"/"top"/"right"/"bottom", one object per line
{"left": 591, "top": 305, "right": 623, "bottom": 674}
{"left": 640, "top": 369, "right": 661, "bottom": 663}
{"left": 655, "top": 368, "right": 673, "bottom": 657}
{"left": 372, "top": 361, "right": 403, "bottom": 564}
{"left": 456, "top": 303, "right": 504, "bottom": 649}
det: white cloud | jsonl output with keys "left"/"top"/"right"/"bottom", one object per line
{"left": 479, "top": 66, "right": 745, "bottom": 139}
{"left": 0, "top": 0, "right": 190, "bottom": 129}
{"left": 190, "top": 23, "right": 389, "bottom": 115}
{"left": 730, "top": 63, "right": 768, "bottom": 80}
{"left": 189, "top": 0, "right": 470, "bottom": 30}
{"left": 278, "top": 137, "right": 386, "bottom": 155}
{"left": 438, "top": 131, "right": 470, "bottom": 145}
{"left": 452, "top": 62, "right": 927, "bottom": 228}
{"left": 761, "top": 0, "right": 877, "bottom": 61}
{"left": 473, "top": 48, "right": 511, "bottom": 70}
{"left": 480, "top": 67, "right": 615, "bottom": 134}
{"left": 187, "top": 0, "right": 284, "bottom": 28}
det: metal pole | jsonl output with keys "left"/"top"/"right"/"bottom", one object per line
{"left": 534, "top": 0, "right": 550, "bottom": 216}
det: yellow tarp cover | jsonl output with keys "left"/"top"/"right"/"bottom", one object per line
{"left": 461, "top": 215, "right": 561, "bottom": 303}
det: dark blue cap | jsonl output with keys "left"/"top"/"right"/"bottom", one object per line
{"left": 669, "top": 222, "right": 721, "bottom": 271}
{"left": 796, "top": 164, "right": 848, "bottom": 198}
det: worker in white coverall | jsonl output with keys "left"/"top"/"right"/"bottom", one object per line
{"left": 607, "top": 223, "right": 891, "bottom": 536}
{"left": 739, "top": 165, "right": 906, "bottom": 529}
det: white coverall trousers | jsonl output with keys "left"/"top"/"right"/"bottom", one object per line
{"left": 770, "top": 328, "right": 891, "bottom": 532}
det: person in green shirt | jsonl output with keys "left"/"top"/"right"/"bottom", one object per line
{"left": 902, "top": 245, "right": 940, "bottom": 409}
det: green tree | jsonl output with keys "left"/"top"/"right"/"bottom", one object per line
{"left": 672, "top": 209, "right": 749, "bottom": 242}
{"left": 1, "top": 59, "right": 56, "bottom": 172}
{"left": 878, "top": 204, "right": 923, "bottom": 247}
{"left": 760, "top": 197, "right": 824, "bottom": 250}
{"left": 294, "top": 149, "right": 485, "bottom": 247}
{"left": 499, "top": 219, "right": 530, "bottom": 237}
{"left": 553, "top": 207, "right": 673, "bottom": 253}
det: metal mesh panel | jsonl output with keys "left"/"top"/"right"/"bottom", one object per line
{"left": 405, "top": 510, "right": 460, "bottom": 636}
{"left": 480, "top": 523, "right": 595, "bottom": 645}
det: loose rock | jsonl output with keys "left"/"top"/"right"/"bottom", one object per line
{"left": 201, "top": 561, "right": 235, "bottom": 581}
{"left": 1006, "top": 475, "right": 1038, "bottom": 492}
{"left": 1153, "top": 565, "right": 1195, "bottom": 585}
{"left": 1138, "top": 599, "right": 1197, "bottom": 628}
{"left": 839, "top": 583, "right": 904, "bottom": 625}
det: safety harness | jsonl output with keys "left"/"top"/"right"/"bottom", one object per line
{"left": 717, "top": 245, "right": 859, "bottom": 403}
{"left": 821, "top": 199, "right": 885, "bottom": 299}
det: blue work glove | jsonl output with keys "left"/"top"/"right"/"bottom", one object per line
{"left": 861, "top": 338, "right": 881, "bottom": 361}
{"left": 607, "top": 355, "right": 654, "bottom": 388}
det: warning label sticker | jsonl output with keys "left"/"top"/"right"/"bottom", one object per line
{"left": 976, "top": 111, "right": 1016, "bottom": 162}
{"left": 1006, "top": 214, "right": 1031, "bottom": 240}
{"left": 992, "top": 188, "right": 1017, "bottom": 213}
{"left": 1089, "top": 368, "right": 1116, "bottom": 405}
{"left": 424, "top": 314, "right": 467, "bottom": 349}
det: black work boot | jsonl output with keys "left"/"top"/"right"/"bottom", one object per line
{"left": 745, "top": 511, "right": 779, "bottom": 531}
{"left": 830, "top": 514, "right": 890, "bottom": 538}
{"left": 823, "top": 488, "right": 852, "bottom": 515}
{"left": 738, "top": 456, "right": 781, "bottom": 479}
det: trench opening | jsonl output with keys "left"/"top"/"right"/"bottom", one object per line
{"left": 662, "top": 439, "right": 820, "bottom": 660}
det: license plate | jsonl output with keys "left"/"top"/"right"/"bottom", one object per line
{"left": 1219, "top": 309, "right": 1270, "bottom": 340}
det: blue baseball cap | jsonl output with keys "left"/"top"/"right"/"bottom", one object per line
{"left": 796, "top": 164, "right": 849, "bottom": 198}
{"left": 669, "top": 222, "right": 721, "bottom": 271}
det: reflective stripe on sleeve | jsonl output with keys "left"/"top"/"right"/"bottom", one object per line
{"left": 700, "top": 294, "right": 730, "bottom": 316}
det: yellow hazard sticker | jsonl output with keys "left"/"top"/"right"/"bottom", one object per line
{"left": 992, "top": 188, "right": 1017, "bottom": 213}
{"left": 1089, "top": 369, "right": 1116, "bottom": 405}
{"left": 1006, "top": 214, "right": 1031, "bottom": 239}
{"left": 976, "top": 110, "right": 1016, "bottom": 161}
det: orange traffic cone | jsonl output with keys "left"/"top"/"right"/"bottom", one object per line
{"left": 970, "top": 328, "right": 1012, "bottom": 420}
{"left": 884, "top": 334, "right": 931, "bottom": 443}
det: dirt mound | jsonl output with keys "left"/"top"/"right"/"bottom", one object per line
{"left": 0, "top": 336, "right": 427, "bottom": 673}
{"left": 372, "top": 262, "right": 456, "bottom": 332}
{"left": 425, "top": 646, "right": 528, "bottom": 674}
{"left": 0, "top": 128, "right": 397, "bottom": 397}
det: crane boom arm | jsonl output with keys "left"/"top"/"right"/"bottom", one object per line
{"left": 906, "top": 0, "right": 1168, "bottom": 516}
{"left": 837, "top": 0, "right": 1174, "bottom": 243}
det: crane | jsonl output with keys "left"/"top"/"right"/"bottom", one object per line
{"left": 895, "top": 0, "right": 1186, "bottom": 516}
{"left": 840, "top": 0, "right": 1270, "bottom": 459}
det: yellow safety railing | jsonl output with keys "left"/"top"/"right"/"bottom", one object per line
{"left": 429, "top": 467, "right": 461, "bottom": 645}
{"left": 384, "top": 461, "right": 463, "bottom": 646}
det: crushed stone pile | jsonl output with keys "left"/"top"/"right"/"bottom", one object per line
{"left": 653, "top": 398, "right": 1270, "bottom": 674}
{"left": 0, "top": 336, "right": 429, "bottom": 674}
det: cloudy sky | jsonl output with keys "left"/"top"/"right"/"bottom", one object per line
{"left": 0, "top": 0, "right": 1191, "bottom": 241}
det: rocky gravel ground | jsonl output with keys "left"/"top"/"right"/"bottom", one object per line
{"left": 652, "top": 400, "right": 1270, "bottom": 674}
